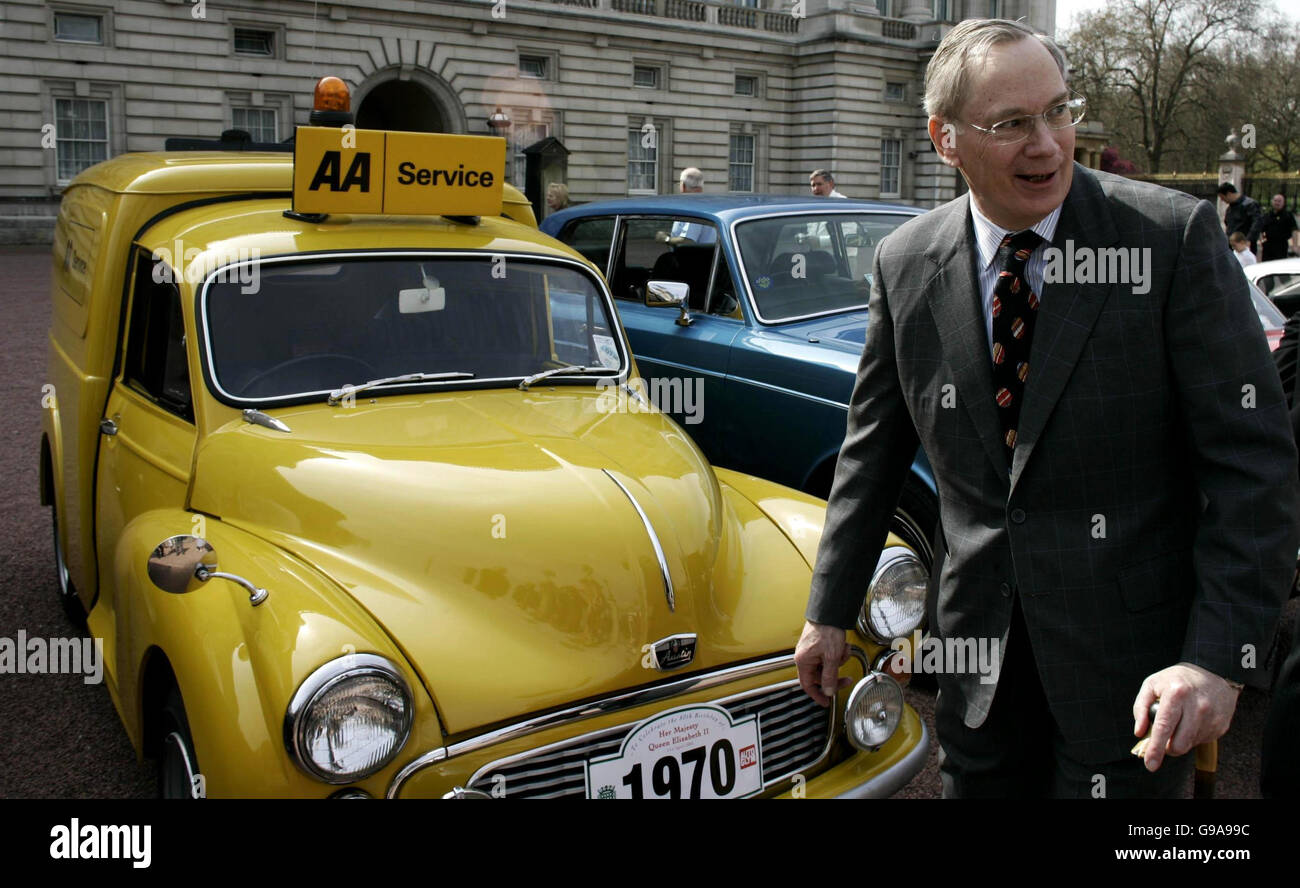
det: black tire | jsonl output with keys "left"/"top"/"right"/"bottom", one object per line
{"left": 158, "top": 684, "right": 203, "bottom": 799}
{"left": 51, "top": 503, "right": 87, "bottom": 629}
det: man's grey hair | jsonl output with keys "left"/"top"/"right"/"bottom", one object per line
{"left": 923, "top": 18, "right": 1068, "bottom": 121}
{"left": 679, "top": 167, "right": 704, "bottom": 190}
{"left": 809, "top": 168, "right": 834, "bottom": 183}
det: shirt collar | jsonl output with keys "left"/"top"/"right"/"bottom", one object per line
{"left": 969, "top": 198, "right": 1063, "bottom": 270}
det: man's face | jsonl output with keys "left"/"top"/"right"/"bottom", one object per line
{"left": 1273, "top": 194, "right": 1286, "bottom": 211}
{"left": 934, "top": 38, "right": 1075, "bottom": 231}
{"left": 810, "top": 176, "right": 833, "bottom": 196}
{"left": 1221, "top": 191, "right": 1240, "bottom": 204}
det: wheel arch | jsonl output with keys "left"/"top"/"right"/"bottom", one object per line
{"left": 139, "top": 647, "right": 179, "bottom": 760}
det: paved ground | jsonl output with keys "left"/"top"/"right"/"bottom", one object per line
{"left": 0, "top": 244, "right": 1287, "bottom": 798}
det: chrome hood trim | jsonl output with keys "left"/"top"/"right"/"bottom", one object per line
{"left": 603, "top": 468, "right": 675, "bottom": 612}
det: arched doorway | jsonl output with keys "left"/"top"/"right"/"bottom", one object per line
{"left": 354, "top": 68, "right": 468, "bottom": 134}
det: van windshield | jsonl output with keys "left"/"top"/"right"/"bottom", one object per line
{"left": 201, "top": 253, "right": 623, "bottom": 403}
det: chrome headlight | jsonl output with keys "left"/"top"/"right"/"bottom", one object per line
{"left": 857, "top": 545, "right": 928, "bottom": 643}
{"left": 285, "top": 654, "right": 413, "bottom": 784}
{"left": 844, "top": 672, "right": 904, "bottom": 750}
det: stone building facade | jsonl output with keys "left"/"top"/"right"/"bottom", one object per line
{"left": 1, "top": 0, "right": 1061, "bottom": 240}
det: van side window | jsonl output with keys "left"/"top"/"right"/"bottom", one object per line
{"left": 124, "top": 250, "right": 193, "bottom": 422}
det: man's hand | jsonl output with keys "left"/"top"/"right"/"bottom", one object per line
{"left": 1132, "top": 663, "right": 1243, "bottom": 771}
{"left": 794, "top": 621, "right": 851, "bottom": 707}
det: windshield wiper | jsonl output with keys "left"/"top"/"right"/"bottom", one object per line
{"left": 517, "top": 365, "right": 614, "bottom": 391}
{"left": 328, "top": 371, "right": 475, "bottom": 405}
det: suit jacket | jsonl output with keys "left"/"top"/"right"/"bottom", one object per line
{"left": 808, "top": 164, "right": 1300, "bottom": 764}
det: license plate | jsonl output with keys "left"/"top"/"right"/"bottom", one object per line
{"left": 585, "top": 704, "right": 763, "bottom": 799}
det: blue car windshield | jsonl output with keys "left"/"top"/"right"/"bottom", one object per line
{"left": 201, "top": 254, "right": 622, "bottom": 403}
{"left": 735, "top": 213, "right": 915, "bottom": 321}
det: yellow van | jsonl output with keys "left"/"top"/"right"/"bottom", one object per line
{"left": 39, "top": 83, "right": 928, "bottom": 798}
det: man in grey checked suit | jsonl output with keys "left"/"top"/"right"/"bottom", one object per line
{"left": 794, "top": 19, "right": 1300, "bottom": 797}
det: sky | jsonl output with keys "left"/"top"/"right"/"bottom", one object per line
{"left": 1056, "top": 0, "right": 1300, "bottom": 35}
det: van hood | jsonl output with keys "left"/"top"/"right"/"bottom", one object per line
{"left": 189, "top": 388, "right": 804, "bottom": 733}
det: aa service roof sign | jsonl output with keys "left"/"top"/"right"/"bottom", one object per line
{"left": 291, "top": 126, "right": 507, "bottom": 217}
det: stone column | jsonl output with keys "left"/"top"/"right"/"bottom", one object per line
{"left": 900, "top": 0, "right": 932, "bottom": 21}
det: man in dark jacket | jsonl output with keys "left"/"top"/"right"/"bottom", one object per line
{"left": 1220, "top": 182, "right": 1263, "bottom": 254}
{"left": 1260, "top": 194, "right": 1299, "bottom": 263}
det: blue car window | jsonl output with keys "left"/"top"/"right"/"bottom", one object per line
{"left": 612, "top": 217, "right": 721, "bottom": 310}
{"left": 736, "top": 213, "right": 914, "bottom": 321}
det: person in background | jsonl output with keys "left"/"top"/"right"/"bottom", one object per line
{"left": 545, "top": 182, "right": 570, "bottom": 214}
{"left": 1230, "top": 231, "right": 1257, "bottom": 269}
{"left": 1260, "top": 193, "right": 1299, "bottom": 263}
{"left": 667, "top": 167, "right": 716, "bottom": 244}
{"left": 810, "top": 169, "right": 847, "bottom": 198}
{"left": 1219, "top": 182, "right": 1263, "bottom": 254}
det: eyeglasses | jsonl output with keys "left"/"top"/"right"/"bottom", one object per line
{"left": 964, "top": 96, "right": 1087, "bottom": 145}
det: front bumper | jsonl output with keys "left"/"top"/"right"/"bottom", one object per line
{"left": 385, "top": 651, "right": 927, "bottom": 799}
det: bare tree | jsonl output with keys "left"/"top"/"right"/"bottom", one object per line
{"left": 1063, "top": 0, "right": 1263, "bottom": 173}
{"left": 1236, "top": 25, "right": 1300, "bottom": 172}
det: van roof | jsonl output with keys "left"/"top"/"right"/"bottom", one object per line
{"left": 65, "top": 151, "right": 538, "bottom": 225}
{"left": 66, "top": 152, "right": 296, "bottom": 194}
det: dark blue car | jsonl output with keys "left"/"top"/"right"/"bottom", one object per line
{"left": 542, "top": 195, "right": 936, "bottom": 562}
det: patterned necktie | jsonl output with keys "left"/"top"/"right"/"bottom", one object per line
{"left": 990, "top": 229, "right": 1045, "bottom": 463}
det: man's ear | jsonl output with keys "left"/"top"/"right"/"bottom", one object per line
{"left": 928, "top": 117, "right": 961, "bottom": 168}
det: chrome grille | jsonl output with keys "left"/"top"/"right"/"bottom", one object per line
{"left": 465, "top": 680, "right": 832, "bottom": 798}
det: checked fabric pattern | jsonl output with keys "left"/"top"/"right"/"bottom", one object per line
{"left": 990, "top": 229, "right": 1045, "bottom": 461}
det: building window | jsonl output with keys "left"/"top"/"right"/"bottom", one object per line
{"left": 885, "top": 82, "right": 906, "bottom": 102}
{"left": 986, "top": 0, "right": 1001, "bottom": 16}
{"left": 55, "top": 97, "right": 108, "bottom": 182}
{"left": 633, "top": 66, "right": 659, "bottom": 89}
{"left": 932, "top": 0, "right": 949, "bottom": 19}
{"left": 729, "top": 134, "right": 755, "bottom": 193}
{"left": 735, "top": 75, "right": 757, "bottom": 97}
{"left": 53, "top": 11, "right": 104, "bottom": 43}
{"left": 628, "top": 125, "right": 659, "bottom": 193}
{"left": 511, "top": 122, "right": 550, "bottom": 189}
{"left": 233, "top": 107, "right": 277, "bottom": 143}
{"left": 881, "top": 138, "right": 902, "bottom": 197}
{"left": 519, "top": 55, "right": 549, "bottom": 79}
{"left": 233, "top": 27, "right": 275, "bottom": 57}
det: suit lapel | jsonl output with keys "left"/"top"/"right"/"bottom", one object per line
{"left": 925, "top": 196, "right": 1012, "bottom": 482}
{"left": 1009, "top": 165, "right": 1119, "bottom": 490}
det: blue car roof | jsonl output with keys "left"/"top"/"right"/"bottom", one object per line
{"left": 542, "top": 194, "right": 923, "bottom": 231}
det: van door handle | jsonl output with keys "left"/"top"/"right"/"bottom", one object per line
{"left": 99, "top": 418, "right": 118, "bottom": 436}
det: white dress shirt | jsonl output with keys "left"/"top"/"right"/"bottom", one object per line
{"left": 969, "top": 198, "right": 1062, "bottom": 353}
